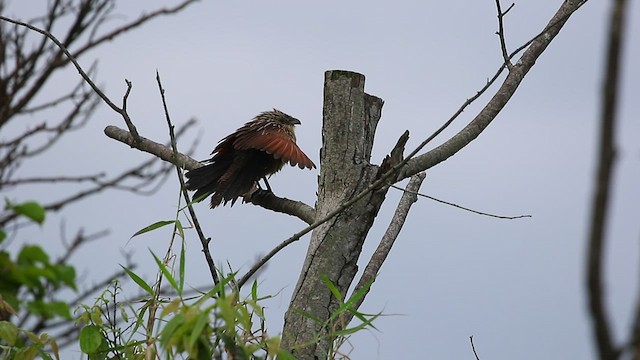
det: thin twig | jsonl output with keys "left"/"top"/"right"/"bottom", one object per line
{"left": 56, "top": 228, "right": 110, "bottom": 265}
{"left": 506, "top": 1, "right": 589, "bottom": 61}
{"left": 495, "top": 0, "right": 515, "bottom": 69}
{"left": 2, "top": 174, "right": 106, "bottom": 186}
{"left": 389, "top": 184, "right": 531, "bottom": 220}
{"left": 71, "top": 0, "right": 199, "bottom": 59}
{"left": 0, "top": 15, "right": 132, "bottom": 129}
{"left": 155, "top": 71, "right": 220, "bottom": 287}
{"left": 399, "top": 0, "right": 590, "bottom": 180}
{"left": 470, "top": 336, "right": 481, "bottom": 360}
{"left": 0, "top": 155, "right": 172, "bottom": 226}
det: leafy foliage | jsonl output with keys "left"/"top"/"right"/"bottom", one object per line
{"left": 290, "top": 276, "right": 380, "bottom": 359}
{"left": 0, "top": 202, "right": 68, "bottom": 360}
{"left": 75, "top": 259, "right": 293, "bottom": 359}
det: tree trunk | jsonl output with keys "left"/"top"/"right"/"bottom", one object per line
{"left": 281, "top": 70, "right": 387, "bottom": 358}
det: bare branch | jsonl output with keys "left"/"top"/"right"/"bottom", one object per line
{"left": 56, "top": 228, "right": 110, "bottom": 265}
{"left": 156, "top": 70, "right": 220, "bottom": 287}
{"left": 1, "top": 0, "right": 198, "bottom": 123}
{"left": 246, "top": 190, "right": 316, "bottom": 225}
{"left": 389, "top": 184, "right": 531, "bottom": 220}
{"left": 2, "top": 13, "right": 131, "bottom": 141}
{"left": 399, "top": 0, "right": 590, "bottom": 180}
{"left": 630, "top": 236, "right": 640, "bottom": 358}
{"left": 586, "top": 0, "right": 628, "bottom": 359}
{"left": 0, "top": 150, "right": 173, "bottom": 227}
{"left": 104, "top": 125, "right": 201, "bottom": 170}
{"left": 495, "top": 1, "right": 515, "bottom": 69}
{"left": 71, "top": 0, "right": 199, "bottom": 59}
{"left": 470, "top": 336, "right": 482, "bottom": 360}
{"left": 20, "top": 75, "right": 88, "bottom": 113}
{"left": 347, "top": 172, "right": 426, "bottom": 319}
{"left": 1, "top": 174, "right": 106, "bottom": 187}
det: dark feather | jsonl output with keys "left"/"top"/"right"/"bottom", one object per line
{"left": 185, "top": 110, "right": 315, "bottom": 208}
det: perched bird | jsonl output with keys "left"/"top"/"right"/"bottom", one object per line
{"left": 185, "top": 109, "right": 316, "bottom": 208}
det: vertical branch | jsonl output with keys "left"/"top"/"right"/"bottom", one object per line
{"left": 585, "top": 0, "right": 628, "bottom": 359}
{"left": 494, "top": 0, "right": 515, "bottom": 69}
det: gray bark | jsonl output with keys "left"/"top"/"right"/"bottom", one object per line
{"left": 281, "top": 70, "right": 387, "bottom": 358}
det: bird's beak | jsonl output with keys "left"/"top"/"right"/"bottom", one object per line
{"left": 292, "top": 118, "right": 301, "bottom": 125}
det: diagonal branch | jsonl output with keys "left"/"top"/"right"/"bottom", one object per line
{"left": 72, "top": 0, "right": 199, "bottom": 59}
{"left": 399, "top": 0, "right": 589, "bottom": 180}
{"left": 0, "top": 14, "right": 141, "bottom": 140}
{"left": 156, "top": 70, "right": 220, "bottom": 287}
{"left": 346, "top": 172, "right": 426, "bottom": 321}
{"left": 104, "top": 125, "right": 200, "bottom": 170}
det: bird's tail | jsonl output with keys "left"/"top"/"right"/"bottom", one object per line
{"left": 185, "top": 163, "right": 225, "bottom": 207}
{"left": 185, "top": 158, "right": 259, "bottom": 208}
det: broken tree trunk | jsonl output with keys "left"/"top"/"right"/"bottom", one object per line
{"left": 281, "top": 70, "right": 389, "bottom": 358}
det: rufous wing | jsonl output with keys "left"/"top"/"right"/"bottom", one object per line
{"left": 234, "top": 131, "right": 315, "bottom": 169}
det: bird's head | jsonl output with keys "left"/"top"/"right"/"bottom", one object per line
{"left": 269, "top": 109, "right": 301, "bottom": 126}
{"left": 254, "top": 109, "right": 302, "bottom": 139}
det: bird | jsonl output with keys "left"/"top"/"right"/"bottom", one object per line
{"left": 185, "top": 109, "right": 316, "bottom": 208}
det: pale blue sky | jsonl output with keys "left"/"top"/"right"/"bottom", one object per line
{"left": 4, "top": 1, "right": 640, "bottom": 359}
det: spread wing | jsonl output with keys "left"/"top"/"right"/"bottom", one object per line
{"left": 232, "top": 125, "right": 316, "bottom": 169}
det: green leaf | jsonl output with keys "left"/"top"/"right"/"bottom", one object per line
{"left": 345, "top": 278, "right": 374, "bottom": 307}
{"left": 26, "top": 301, "right": 52, "bottom": 318}
{"left": 334, "top": 312, "right": 380, "bottom": 336}
{"left": 15, "top": 345, "right": 38, "bottom": 360}
{"left": 6, "top": 201, "right": 45, "bottom": 225}
{"left": 121, "top": 266, "right": 154, "bottom": 295}
{"left": 79, "top": 325, "right": 103, "bottom": 353}
{"left": 46, "top": 301, "right": 72, "bottom": 320}
{"left": 54, "top": 264, "right": 77, "bottom": 291}
{"left": 161, "top": 298, "right": 182, "bottom": 318}
{"left": 160, "top": 313, "right": 185, "bottom": 347}
{"left": 217, "top": 296, "right": 238, "bottom": 333}
{"left": 130, "top": 220, "right": 175, "bottom": 239}
{"left": 0, "top": 320, "right": 18, "bottom": 346}
{"left": 151, "top": 251, "right": 178, "bottom": 292}
{"left": 348, "top": 309, "right": 379, "bottom": 331}
{"left": 175, "top": 220, "right": 185, "bottom": 239}
{"left": 188, "top": 311, "right": 209, "bottom": 350}
{"left": 18, "top": 245, "right": 49, "bottom": 264}
{"left": 129, "top": 302, "right": 149, "bottom": 337}
{"left": 49, "top": 338, "right": 60, "bottom": 359}
{"left": 90, "top": 307, "right": 103, "bottom": 325}
{"left": 119, "top": 304, "right": 129, "bottom": 323}
{"left": 321, "top": 275, "right": 343, "bottom": 301}
{"left": 178, "top": 240, "right": 186, "bottom": 296}
{"left": 24, "top": 329, "right": 40, "bottom": 342}
{"left": 332, "top": 278, "right": 375, "bottom": 321}
{"left": 251, "top": 280, "right": 259, "bottom": 302}
{"left": 275, "top": 348, "right": 297, "bottom": 360}
{"left": 0, "top": 230, "right": 6, "bottom": 244}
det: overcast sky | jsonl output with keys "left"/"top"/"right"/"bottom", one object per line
{"left": 4, "top": 1, "right": 640, "bottom": 359}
